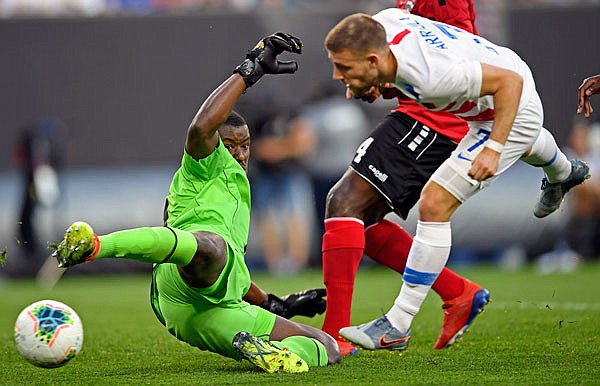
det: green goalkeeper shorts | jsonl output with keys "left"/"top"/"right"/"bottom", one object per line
{"left": 150, "top": 262, "right": 276, "bottom": 360}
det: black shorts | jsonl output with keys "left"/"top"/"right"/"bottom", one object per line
{"left": 350, "top": 111, "right": 458, "bottom": 219}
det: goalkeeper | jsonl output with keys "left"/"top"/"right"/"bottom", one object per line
{"left": 51, "top": 32, "right": 340, "bottom": 373}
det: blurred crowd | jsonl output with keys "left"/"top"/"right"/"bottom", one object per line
{"left": 1, "top": 0, "right": 598, "bottom": 18}
{"left": 0, "top": 0, "right": 358, "bottom": 17}
{"left": 1, "top": 0, "right": 597, "bottom": 56}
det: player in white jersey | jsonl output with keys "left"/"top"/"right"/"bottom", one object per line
{"left": 324, "top": 8, "right": 591, "bottom": 351}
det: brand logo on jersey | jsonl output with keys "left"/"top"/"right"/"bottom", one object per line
{"left": 457, "top": 152, "right": 472, "bottom": 162}
{"left": 369, "top": 165, "right": 388, "bottom": 182}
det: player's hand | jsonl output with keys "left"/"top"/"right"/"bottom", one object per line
{"left": 281, "top": 288, "right": 326, "bottom": 318}
{"left": 254, "top": 32, "right": 302, "bottom": 74}
{"left": 234, "top": 32, "right": 302, "bottom": 88}
{"left": 345, "top": 83, "right": 400, "bottom": 103}
{"left": 468, "top": 147, "right": 500, "bottom": 181}
{"left": 346, "top": 84, "right": 381, "bottom": 103}
{"left": 577, "top": 74, "right": 600, "bottom": 118}
{"left": 261, "top": 288, "right": 326, "bottom": 319}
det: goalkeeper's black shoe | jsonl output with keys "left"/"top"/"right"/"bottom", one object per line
{"left": 232, "top": 331, "right": 308, "bottom": 373}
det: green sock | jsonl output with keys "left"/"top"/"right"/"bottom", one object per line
{"left": 272, "top": 336, "right": 328, "bottom": 368}
{"left": 96, "top": 227, "right": 197, "bottom": 266}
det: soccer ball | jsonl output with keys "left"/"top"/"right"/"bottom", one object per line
{"left": 14, "top": 300, "right": 84, "bottom": 368}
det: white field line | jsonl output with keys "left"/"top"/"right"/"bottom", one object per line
{"left": 490, "top": 301, "right": 600, "bottom": 311}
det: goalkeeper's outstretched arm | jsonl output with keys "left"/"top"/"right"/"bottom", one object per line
{"left": 186, "top": 32, "right": 302, "bottom": 162}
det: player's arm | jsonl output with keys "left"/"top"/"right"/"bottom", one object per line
{"left": 186, "top": 75, "right": 246, "bottom": 160}
{"left": 577, "top": 74, "right": 600, "bottom": 118}
{"left": 244, "top": 281, "right": 326, "bottom": 319}
{"left": 186, "top": 33, "right": 302, "bottom": 160}
{"left": 468, "top": 62, "right": 522, "bottom": 181}
{"left": 244, "top": 281, "right": 270, "bottom": 305}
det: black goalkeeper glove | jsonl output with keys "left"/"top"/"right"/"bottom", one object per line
{"left": 261, "top": 288, "right": 326, "bottom": 319}
{"left": 234, "top": 32, "right": 302, "bottom": 88}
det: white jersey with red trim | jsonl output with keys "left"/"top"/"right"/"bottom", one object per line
{"left": 373, "top": 8, "right": 535, "bottom": 122}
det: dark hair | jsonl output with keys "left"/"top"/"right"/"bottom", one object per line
{"left": 224, "top": 110, "right": 247, "bottom": 128}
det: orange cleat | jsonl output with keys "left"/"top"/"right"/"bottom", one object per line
{"left": 337, "top": 340, "right": 359, "bottom": 356}
{"left": 433, "top": 278, "right": 491, "bottom": 349}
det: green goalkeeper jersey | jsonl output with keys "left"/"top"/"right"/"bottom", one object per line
{"left": 159, "top": 137, "right": 251, "bottom": 305}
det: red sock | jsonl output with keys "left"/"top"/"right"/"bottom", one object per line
{"left": 364, "top": 219, "right": 411, "bottom": 272}
{"left": 364, "top": 219, "right": 464, "bottom": 302}
{"left": 433, "top": 268, "right": 464, "bottom": 301}
{"left": 321, "top": 218, "right": 365, "bottom": 340}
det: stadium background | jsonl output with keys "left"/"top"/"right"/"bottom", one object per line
{"left": 0, "top": 1, "right": 599, "bottom": 276}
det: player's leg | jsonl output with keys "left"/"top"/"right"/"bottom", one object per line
{"left": 268, "top": 315, "right": 341, "bottom": 366}
{"left": 518, "top": 89, "right": 590, "bottom": 217}
{"left": 52, "top": 223, "right": 200, "bottom": 268}
{"left": 383, "top": 180, "right": 460, "bottom": 332}
{"left": 233, "top": 331, "right": 310, "bottom": 373}
{"left": 232, "top": 313, "right": 340, "bottom": 373}
{"left": 321, "top": 167, "right": 387, "bottom": 355}
{"left": 229, "top": 301, "right": 339, "bottom": 372}
{"left": 345, "top": 134, "right": 492, "bottom": 349}
{"left": 523, "top": 127, "right": 590, "bottom": 217}
{"left": 53, "top": 224, "right": 233, "bottom": 289}
{"left": 322, "top": 112, "right": 429, "bottom": 354}
{"left": 365, "top": 219, "right": 463, "bottom": 301}
{"left": 339, "top": 180, "right": 468, "bottom": 351}
{"left": 232, "top": 311, "right": 337, "bottom": 373}
{"left": 522, "top": 127, "right": 571, "bottom": 181}
{"left": 188, "top": 304, "right": 338, "bottom": 372}
{"left": 363, "top": 218, "right": 490, "bottom": 349}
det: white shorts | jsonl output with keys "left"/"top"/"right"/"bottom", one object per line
{"left": 430, "top": 91, "right": 544, "bottom": 203}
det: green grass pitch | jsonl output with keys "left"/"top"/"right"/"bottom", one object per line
{"left": 1, "top": 264, "right": 600, "bottom": 385}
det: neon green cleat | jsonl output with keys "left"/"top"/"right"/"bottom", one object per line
{"left": 232, "top": 331, "right": 309, "bottom": 373}
{"left": 51, "top": 221, "right": 99, "bottom": 268}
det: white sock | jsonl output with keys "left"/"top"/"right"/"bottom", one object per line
{"left": 386, "top": 221, "right": 452, "bottom": 332}
{"left": 521, "top": 127, "right": 571, "bottom": 183}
